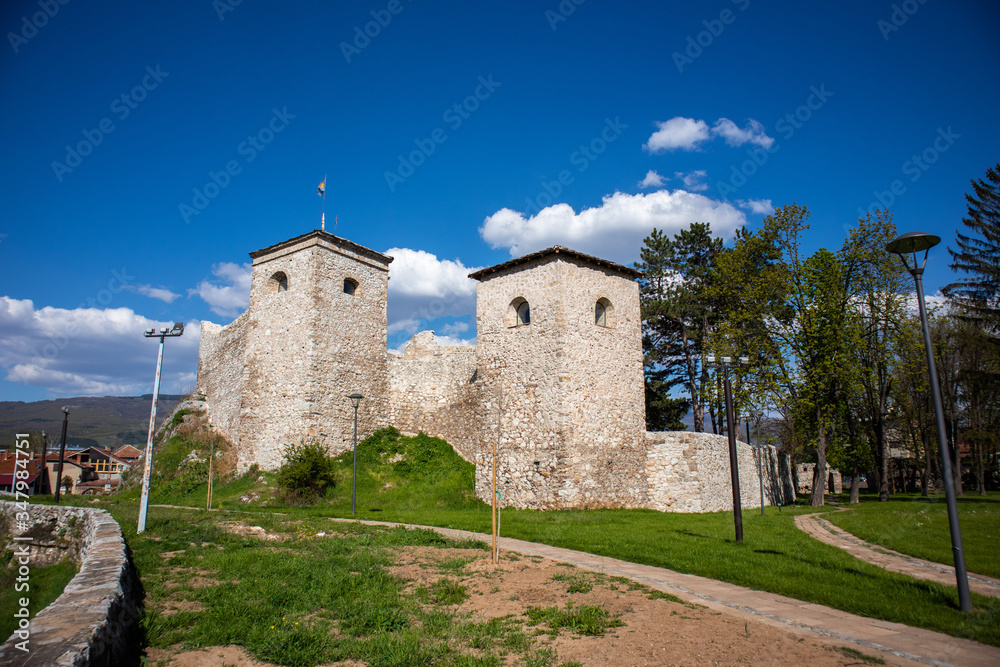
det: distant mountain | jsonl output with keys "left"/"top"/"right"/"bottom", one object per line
{"left": 0, "top": 395, "right": 183, "bottom": 449}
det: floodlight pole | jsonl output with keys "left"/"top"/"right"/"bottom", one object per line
{"left": 886, "top": 232, "right": 971, "bottom": 613}
{"left": 53, "top": 409, "right": 69, "bottom": 504}
{"left": 138, "top": 323, "right": 184, "bottom": 534}
{"left": 348, "top": 394, "right": 363, "bottom": 514}
{"left": 37, "top": 431, "right": 49, "bottom": 495}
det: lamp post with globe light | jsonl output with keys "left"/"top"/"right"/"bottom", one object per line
{"left": 885, "top": 231, "right": 971, "bottom": 613}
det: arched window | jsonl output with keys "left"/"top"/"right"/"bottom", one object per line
{"left": 595, "top": 297, "right": 614, "bottom": 328}
{"left": 507, "top": 297, "right": 530, "bottom": 327}
{"left": 269, "top": 272, "right": 288, "bottom": 294}
{"left": 343, "top": 278, "right": 358, "bottom": 296}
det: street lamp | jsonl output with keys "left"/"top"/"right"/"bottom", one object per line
{"left": 885, "top": 231, "right": 972, "bottom": 612}
{"left": 706, "top": 354, "right": 750, "bottom": 542}
{"left": 138, "top": 322, "right": 185, "bottom": 534}
{"left": 347, "top": 393, "right": 364, "bottom": 514}
{"left": 53, "top": 408, "right": 69, "bottom": 504}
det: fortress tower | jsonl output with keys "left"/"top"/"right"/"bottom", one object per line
{"left": 199, "top": 230, "right": 392, "bottom": 470}
{"left": 470, "top": 246, "right": 648, "bottom": 509}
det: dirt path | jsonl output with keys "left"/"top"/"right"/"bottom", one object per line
{"left": 794, "top": 510, "right": 1000, "bottom": 599}
{"left": 330, "top": 517, "right": 1000, "bottom": 667}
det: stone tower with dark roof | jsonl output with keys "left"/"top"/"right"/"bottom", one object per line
{"left": 200, "top": 230, "right": 392, "bottom": 471}
{"left": 469, "top": 246, "right": 648, "bottom": 509}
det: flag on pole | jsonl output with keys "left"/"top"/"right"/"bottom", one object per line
{"left": 317, "top": 177, "right": 326, "bottom": 196}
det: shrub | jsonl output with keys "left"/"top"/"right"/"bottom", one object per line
{"left": 277, "top": 442, "right": 337, "bottom": 504}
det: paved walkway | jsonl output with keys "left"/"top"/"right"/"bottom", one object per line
{"left": 795, "top": 511, "right": 1000, "bottom": 599}
{"left": 329, "top": 517, "right": 1000, "bottom": 667}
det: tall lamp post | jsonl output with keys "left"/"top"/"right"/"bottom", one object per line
{"left": 706, "top": 355, "right": 749, "bottom": 542}
{"left": 53, "top": 408, "right": 70, "bottom": 504}
{"left": 885, "top": 231, "right": 972, "bottom": 612}
{"left": 138, "top": 322, "right": 185, "bottom": 534}
{"left": 347, "top": 393, "right": 363, "bottom": 514}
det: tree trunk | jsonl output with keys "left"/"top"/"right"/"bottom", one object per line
{"left": 810, "top": 409, "right": 828, "bottom": 507}
{"left": 849, "top": 463, "right": 860, "bottom": 504}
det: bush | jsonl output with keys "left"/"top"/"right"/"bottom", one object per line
{"left": 277, "top": 442, "right": 337, "bottom": 504}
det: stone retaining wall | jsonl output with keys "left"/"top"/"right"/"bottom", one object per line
{"left": 0, "top": 502, "right": 137, "bottom": 666}
{"left": 646, "top": 432, "right": 794, "bottom": 512}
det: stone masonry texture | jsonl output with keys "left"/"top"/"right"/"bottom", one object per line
{"left": 0, "top": 501, "right": 138, "bottom": 666}
{"left": 197, "top": 236, "right": 795, "bottom": 512}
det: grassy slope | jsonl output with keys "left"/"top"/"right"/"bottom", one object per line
{"left": 0, "top": 556, "right": 78, "bottom": 643}
{"left": 102, "top": 428, "right": 1000, "bottom": 647}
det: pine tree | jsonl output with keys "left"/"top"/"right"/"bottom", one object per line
{"left": 945, "top": 162, "right": 1000, "bottom": 335}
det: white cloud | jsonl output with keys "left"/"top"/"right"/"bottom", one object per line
{"left": 0, "top": 297, "right": 201, "bottom": 398}
{"left": 644, "top": 117, "right": 710, "bottom": 152}
{"left": 433, "top": 334, "right": 475, "bottom": 347}
{"left": 738, "top": 198, "right": 774, "bottom": 214}
{"left": 644, "top": 116, "right": 774, "bottom": 153}
{"left": 131, "top": 284, "right": 181, "bottom": 303}
{"left": 188, "top": 262, "right": 252, "bottom": 317}
{"left": 385, "top": 248, "right": 482, "bottom": 331}
{"left": 674, "top": 170, "right": 708, "bottom": 192}
{"left": 638, "top": 170, "right": 666, "bottom": 189}
{"left": 711, "top": 118, "right": 775, "bottom": 148}
{"left": 439, "top": 321, "right": 470, "bottom": 336}
{"left": 480, "top": 190, "right": 746, "bottom": 265}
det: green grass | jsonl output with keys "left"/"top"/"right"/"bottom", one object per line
{"left": 51, "top": 427, "right": 1000, "bottom": 654}
{"left": 0, "top": 555, "right": 78, "bottom": 643}
{"left": 822, "top": 493, "right": 1000, "bottom": 578}
{"left": 524, "top": 603, "right": 624, "bottom": 636}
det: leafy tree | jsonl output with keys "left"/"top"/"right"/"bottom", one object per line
{"left": 635, "top": 223, "right": 723, "bottom": 432}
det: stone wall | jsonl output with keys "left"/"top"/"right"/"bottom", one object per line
{"left": 796, "top": 463, "right": 843, "bottom": 494}
{"left": 388, "top": 332, "right": 478, "bottom": 461}
{"left": 0, "top": 502, "right": 137, "bottom": 666}
{"left": 197, "top": 311, "right": 249, "bottom": 447}
{"left": 646, "top": 431, "right": 794, "bottom": 512}
{"left": 472, "top": 250, "right": 647, "bottom": 509}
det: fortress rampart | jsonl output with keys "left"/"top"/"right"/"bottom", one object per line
{"left": 197, "top": 232, "right": 793, "bottom": 512}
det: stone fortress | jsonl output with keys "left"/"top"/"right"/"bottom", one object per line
{"left": 197, "top": 229, "right": 793, "bottom": 512}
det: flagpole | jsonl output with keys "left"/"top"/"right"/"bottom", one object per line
{"left": 320, "top": 174, "right": 327, "bottom": 232}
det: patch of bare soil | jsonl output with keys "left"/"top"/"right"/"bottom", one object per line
{"left": 390, "top": 547, "right": 884, "bottom": 667}
{"left": 219, "top": 521, "right": 285, "bottom": 541}
{"left": 145, "top": 644, "right": 365, "bottom": 667}
{"left": 147, "top": 543, "right": 888, "bottom": 667}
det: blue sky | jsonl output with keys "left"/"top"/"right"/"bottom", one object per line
{"left": 1, "top": 0, "right": 998, "bottom": 402}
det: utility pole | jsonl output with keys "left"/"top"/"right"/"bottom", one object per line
{"left": 53, "top": 410, "right": 69, "bottom": 504}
